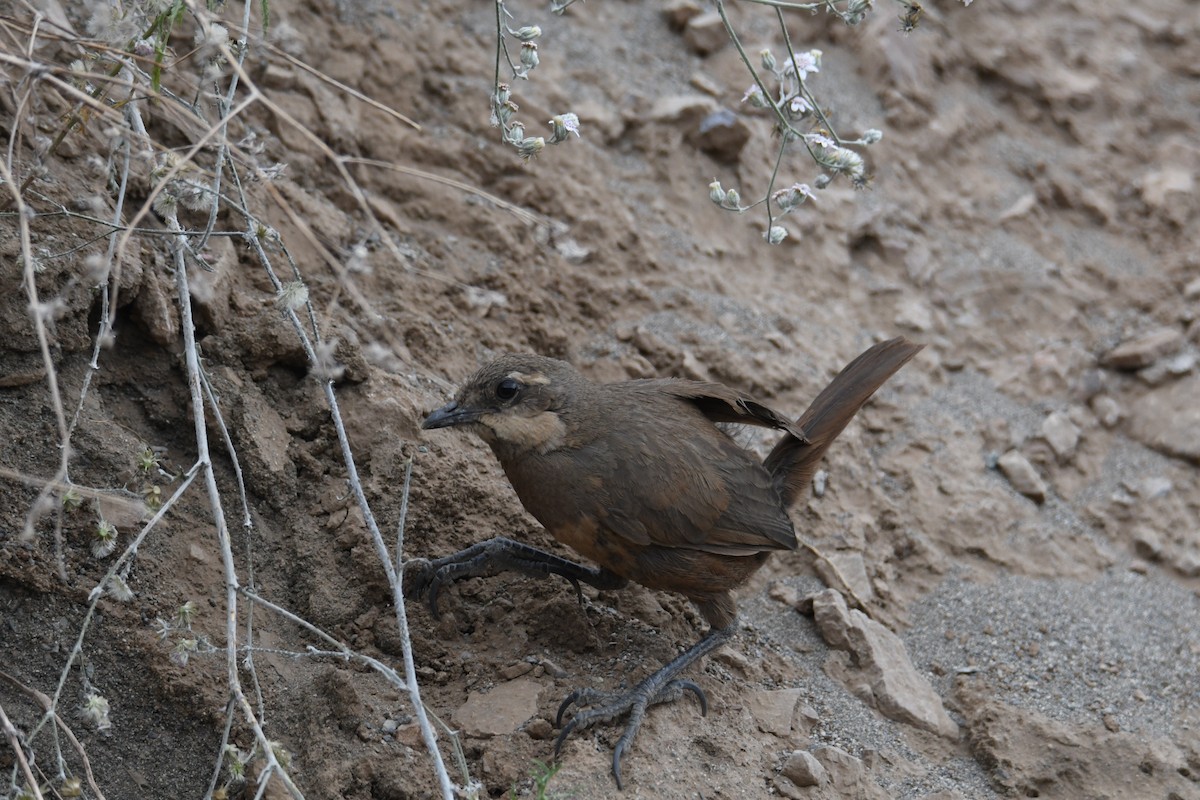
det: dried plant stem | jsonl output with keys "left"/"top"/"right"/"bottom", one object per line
{"left": 169, "top": 208, "right": 305, "bottom": 800}
{"left": 1, "top": 701, "right": 44, "bottom": 800}
{"left": 0, "top": 670, "right": 107, "bottom": 800}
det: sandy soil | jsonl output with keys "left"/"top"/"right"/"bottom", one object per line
{"left": 2, "top": 0, "right": 1199, "bottom": 798}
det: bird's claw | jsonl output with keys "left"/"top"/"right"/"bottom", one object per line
{"left": 553, "top": 679, "right": 708, "bottom": 790}
{"left": 400, "top": 557, "right": 450, "bottom": 618}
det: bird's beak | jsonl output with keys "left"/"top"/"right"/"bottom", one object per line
{"left": 421, "top": 400, "right": 479, "bottom": 430}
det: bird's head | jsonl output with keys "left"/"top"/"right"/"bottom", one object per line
{"left": 421, "top": 354, "right": 585, "bottom": 455}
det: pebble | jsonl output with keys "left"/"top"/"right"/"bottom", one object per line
{"left": 782, "top": 750, "right": 828, "bottom": 787}
{"left": 997, "top": 450, "right": 1048, "bottom": 503}
{"left": 690, "top": 108, "right": 751, "bottom": 163}
{"left": 1041, "top": 411, "right": 1081, "bottom": 461}
{"left": 1132, "top": 527, "right": 1164, "bottom": 560}
{"left": 662, "top": 0, "right": 702, "bottom": 30}
{"left": 1090, "top": 394, "right": 1123, "bottom": 427}
{"left": 452, "top": 678, "right": 542, "bottom": 738}
{"left": 745, "top": 688, "right": 804, "bottom": 737}
{"left": 683, "top": 11, "right": 727, "bottom": 55}
{"left": 1127, "top": 375, "right": 1200, "bottom": 462}
{"left": 1102, "top": 327, "right": 1183, "bottom": 370}
{"left": 812, "top": 469, "right": 828, "bottom": 497}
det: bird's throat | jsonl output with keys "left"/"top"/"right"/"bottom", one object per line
{"left": 478, "top": 410, "right": 567, "bottom": 455}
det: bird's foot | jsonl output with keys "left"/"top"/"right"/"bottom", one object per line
{"left": 554, "top": 678, "right": 707, "bottom": 789}
{"left": 402, "top": 537, "right": 626, "bottom": 618}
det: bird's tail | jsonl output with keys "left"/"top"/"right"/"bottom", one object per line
{"left": 764, "top": 337, "right": 924, "bottom": 508}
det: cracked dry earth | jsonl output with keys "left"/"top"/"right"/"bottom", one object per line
{"left": 2, "top": 0, "right": 1199, "bottom": 798}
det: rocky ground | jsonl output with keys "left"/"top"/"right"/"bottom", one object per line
{"left": 2, "top": 0, "right": 1198, "bottom": 798}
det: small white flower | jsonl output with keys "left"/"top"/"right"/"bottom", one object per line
{"left": 773, "top": 183, "right": 816, "bottom": 211}
{"left": 786, "top": 50, "right": 822, "bottom": 81}
{"left": 176, "top": 600, "right": 196, "bottom": 629}
{"left": 766, "top": 226, "right": 789, "bottom": 244}
{"left": 92, "top": 520, "right": 117, "bottom": 559}
{"left": 788, "top": 95, "right": 813, "bottom": 115}
{"left": 741, "top": 85, "right": 766, "bottom": 105}
{"left": 277, "top": 281, "right": 309, "bottom": 311}
{"left": 805, "top": 133, "right": 836, "bottom": 149}
{"left": 82, "top": 694, "right": 111, "bottom": 730}
{"left": 547, "top": 113, "right": 580, "bottom": 143}
{"left": 171, "top": 638, "right": 198, "bottom": 668}
{"left": 195, "top": 22, "right": 229, "bottom": 49}
{"left": 107, "top": 575, "right": 134, "bottom": 602}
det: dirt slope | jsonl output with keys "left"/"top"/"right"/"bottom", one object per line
{"left": 2, "top": 0, "right": 1198, "bottom": 798}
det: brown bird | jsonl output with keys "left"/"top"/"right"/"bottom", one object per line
{"left": 408, "top": 337, "right": 923, "bottom": 788}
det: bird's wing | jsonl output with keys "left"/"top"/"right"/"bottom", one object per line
{"left": 628, "top": 379, "right": 808, "bottom": 441}
{"left": 581, "top": 387, "right": 799, "bottom": 555}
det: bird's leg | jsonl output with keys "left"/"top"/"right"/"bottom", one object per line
{"left": 403, "top": 536, "right": 628, "bottom": 617}
{"left": 554, "top": 620, "right": 736, "bottom": 790}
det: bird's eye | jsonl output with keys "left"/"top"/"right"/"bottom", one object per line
{"left": 495, "top": 378, "right": 521, "bottom": 401}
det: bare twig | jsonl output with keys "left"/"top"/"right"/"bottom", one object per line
{"left": 0, "top": 701, "right": 44, "bottom": 800}
{"left": 168, "top": 206, "right": 305, "bottom": 800}
{"left": 0, "top": 670, "right": 108, "bottom": 800}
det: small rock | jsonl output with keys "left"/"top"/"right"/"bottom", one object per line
{"left": 812, "top": 469, "right": 828, "bottom": 497}
{"left": 1138, "top": 167, "right": 1194, "bottom": 208}
{"left": 813, "top": 745, "right": 866, "bottom": 785}
{"left": 769, "top": 581, "right": 803, "bottom": 609}
{"left": 662, "top": 0, "right": 703, "bottom": 30}
{"left": 381, "top": 718, "right": 399, "bottom": 735}
{"left": 683, "top": 11, "right": 727, "bottom": 55}
{"left": 796, "top": 703, "right": 820, "bottom": 732}
{"left": 894, "top": 296, "right": 934, "bottom": 332}
{"left": 811, "top": 590, "right": 959, "bottom": 738}
{"left": 745, "top": 688, "right": 804, "bottom": 737}
{"left": 554, "top": 237, "right": 591, "bottom": 265}
{"left": 394, "top": 722, "right": 425, "bottom": 747}
{"left": 998, "top": 192, "right": 1037, "bottom": 221}
{"left": 1133, "top": 527, "right": 1164, "bottom": 560}
{"left": 1127, "top": 375, "right": 1200, "bottom": 463}
{"left": 1090, "top": 395, "right": 1123, "bottom": 427}
{"left": 1102, "top": 327, "right": 1183, "bottom": 370}
{"left": 782, "top": 750, "right": 828, "bottom": 787}
{"left": 539, "top": 658, "right": 568, "bottom": 678}
{"left": 1041, "top": 411, "right": 1081, "bottom": 461}
{"left": 461, "top": 285, "right": 507, "bottom": 317}
{"left": 1139, "top": 351, "right": 1197, "bottom": 385}
{"left": 680, "top": 350, "right": 710, "bottom": 381}
{"left": 452, "top": 679, "right": 542, "bottom": 738}
{"left": 688, "top": 108, "right": 751, "bottom": 162}
{"left": 573, "top": 99, "right": 624, "bottom": 143}
{"left": 1134, "top": 476, "right": 1173, "bottom": 499}
{"left": 814, "top": 551, "right": 876, "bottom": 605}
{"left": 689, "top": 71, "right": 723, "bottom": 97}
{"left": 499, "top": 661, "right": 534, "bottom": 680}
{"left": 713, "top": 646, "right": 751, "bottom": 673}
{"left": 523, "top": 718, "right": 553, "bottom": 740}
{"left": 1172, "top": 550, "right": 1200, "bottom": 578}
{"left": 647, "top": 94, "right": 718, "bottom": 126}
{"left": 1102, "top": 712, "right": 1121, "bottom": 732}
{"left": 997, "top": 450, "right": 1048, "bottom": 503}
